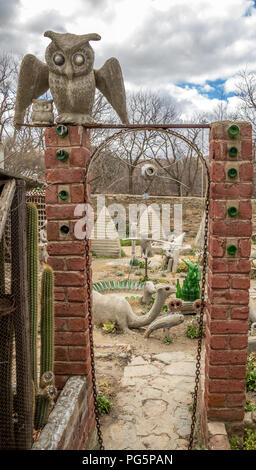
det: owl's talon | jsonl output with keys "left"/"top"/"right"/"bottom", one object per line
{"left": 56, "top": 113, "right": 95, "bottom": 125}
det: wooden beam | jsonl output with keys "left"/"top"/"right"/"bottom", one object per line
{"left": 0, "top": 179, "right": 16, "bottom": 241}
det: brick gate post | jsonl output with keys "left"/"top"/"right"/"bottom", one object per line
{"left": 204, "top": 121, "right": 253, "bottom": 435}
{"left": 44, "top": 125, "right": 96, "bottom": 444}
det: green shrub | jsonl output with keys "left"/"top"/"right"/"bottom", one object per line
{"left": 186, "top": 319, "right": 206, "bottom": 339}
{"left": 102, "top": 321, "right": 116, "bottom": 334}
{"left": 246, "top": 353, "right": 256, "bottom": 391}
{"left": 121, "top": 249, "right": 126, "bottom": 258}
{"left": 97, "top": 393, "right": 113, "bottom": 414}
{"left": 245, "top": 400, "right": 256, "bottom": 412}
{"left": 163, "top": 336, "right": 173, "bottom": 345}
{"left": 230, "top": 429, "right": 256, "bottom": 450}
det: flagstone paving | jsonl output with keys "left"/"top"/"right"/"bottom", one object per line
{"left": 101, "top": 351, "right": 196, "bottom": 450}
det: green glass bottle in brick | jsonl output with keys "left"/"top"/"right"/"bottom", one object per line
{"left": 176, "top": 279, "right": 182, "bottom": 298}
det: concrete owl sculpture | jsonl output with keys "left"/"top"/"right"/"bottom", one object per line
{"left": 14, "top": 31, "right": 129, "bottom": 127}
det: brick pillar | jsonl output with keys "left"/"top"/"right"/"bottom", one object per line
{"left": 44, "top": 125, "right": 92, "bottom": 391}
{"left": 205, "top": 121, "right": 253, "bottom": 427}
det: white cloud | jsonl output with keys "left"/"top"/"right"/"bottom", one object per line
{"left": 1, "top": 0, "right": 256, "bottom": 117}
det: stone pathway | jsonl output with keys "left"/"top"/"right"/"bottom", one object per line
{"left": 102, "top": 351, "right": 196, "bottom": 450}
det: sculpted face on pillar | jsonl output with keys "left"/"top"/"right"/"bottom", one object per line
{"left": 14, "top": 30, "right": 129, "bottom": 127}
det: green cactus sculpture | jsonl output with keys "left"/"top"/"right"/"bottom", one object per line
{"left": 27, "top": 203, "right": 39, "bottom": 390}
{"left": 176, "top": 259, "right": 201, "bottom": 302}
{"left": 34, "top": 265, "right": 55, "bottom": 430}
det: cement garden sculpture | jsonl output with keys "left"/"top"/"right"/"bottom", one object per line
{"left": 14, "top": 31, "right": 129, "bottom": 127}
{"left": 93, "top": 283, "right": 178, "bottom": 334}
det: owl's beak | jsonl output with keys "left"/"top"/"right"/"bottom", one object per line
{"left": 65, "top": 63, "right": 73, "bottom": 80}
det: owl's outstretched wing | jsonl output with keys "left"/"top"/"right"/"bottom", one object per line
{"left": 94, "top": 58, "right": 129, "bottom": 124}
{"left": 14, "top": 54, "right": 49, "bottom": 128}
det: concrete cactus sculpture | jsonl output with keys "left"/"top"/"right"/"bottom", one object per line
{"left": 14, "top": 30, "right": 129, "bottom": 127}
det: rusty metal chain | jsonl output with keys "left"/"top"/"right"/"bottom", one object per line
{"left": 188, "top": 164, "right": 210, "bottom": 450}
{"left": 85, "top": 229, "right": 105, "bottom": 450}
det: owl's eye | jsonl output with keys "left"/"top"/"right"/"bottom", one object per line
{"left": 73, "top": 53, "right": 85, "bottom": 66}
{"left": 53, "top": 53, "right": 65, "bottom": 66}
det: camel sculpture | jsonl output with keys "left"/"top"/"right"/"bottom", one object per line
{"left": 141, "top": 281, "right": 156, "bottom": 305}
{"left": 92, "top": 283, "right": 176, "bottom": 333}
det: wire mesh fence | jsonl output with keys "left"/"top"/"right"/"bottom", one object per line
{"left": 0, "top": 180, "right": 33, "bottom": 450}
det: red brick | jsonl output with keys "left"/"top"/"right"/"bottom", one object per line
{"left": 209, "top": 237, "right": 226, "bottom": 257}
{"left": 70, "top": 147, "right": 90, "bottom": 167}
{"left": 239, "top": 162, "right": 253, "bottom": 181}
{"left": 55, "top": 317, "right": 68, "bottom": 331}
{"left": 209, "top": 379, "right": 245, "bottom": 393}
{"left": 55, "top": 346, "right": 68, "bottom": 361}
{"left": 239, "top": 200, "right": 252, "bottom": 219}
{"left": 55, "top": 332, "right": 88, "bottom": 346}
{"left": 69, "top": 345, "right": 90, "bottom": 361}
{"left": 226, "top": 393, "right": 246, "bottom": 407}
{"left": 210, "top": 162, "right": 226, "bottom": 181}
{"left": 228, "top": 365, "right": 247, "bottom": 379}
{"left": 208, "top": 273, "right": 229, "bottom": 288}
{"left": 46, "top": 204, "right": 79, "bottom": 220}
{"left": 45, "top": 184, "right": 58, "bottom": 203}
{"left": 68, "top": 318, "right": 87, "bottom": 331}
{"left": 55, "top": 362, "right": 90, "bottom": 375}
{"left": 210, "top": 200, "right": 226, "bottom": 219}
{"left": 208, "top": 365, "right": 228, "bottom": 379}
{"left": 241, "top": 139, "right": 252, "bottom": 160}
{"left": 209, "top": 349, "right": 247, "bottom": 364}
{"left": 48, "top": 256, "right": 65, "bottom": 270}
{"left": 229, "top": 335, "right": 248, "bottom": 349}
{"left": 230, "top": 276, "right": 250, "bottom": 289}
{"left": 67, "top": 287, "right": 88, "bottom": 302}
{"left": 209, "top": 320, "right": 249, "bottom": 335}
{"left": 207, "top": 408, "right": 244, "bottom": 421}
{"left": 47, "top": 241, "right": 85, "bottom": 256}
{"left": 55, "top": 272, "right": 86, "bottom": 287}
{"left": 230, "top": 306, "right": 249, "bottom": 320}
{"left": 55, "top": 302, "right": 87, "bottom": 317}
{"left": 54, "top": 287, "right": 66, "bottom": 301}
{"left": 207, "top": 393, "right": 226, "bottom": 407}
{"left": 207, "top": 304, "right": 229, "bottom": 319}
{"left": 238, "top": 239, "right": 251, "bottom": 257}
{"left": 45, "top": 127, "right": 59, "bottom": 147}
{"left": 47, "top": 221, "right": 59, "bottom": 240}
{"left": 66, "top": 257, "right": 86, "bottom": 271}
{"left": 209, "top": 335, "right": 229, "bottom": 349}
{"left": 210, "top": 183, "right": 252, "bottom": 199}
{"left": 208, "top": 288, "right": 249, "bottom": 305}
{"left": 46, "top": 168, "right": 85, "bottom": 184}
{"left": 210, "top": 220, "right": 252, "bottom": 237}
{"left": 208, "top": 256, "right": 251, "bottom": 274}
{"left": 70, "top": 184, "right": 85, "bottom": 203}
{"left": 210, "top": 141, "right": 227, "bottom": 160}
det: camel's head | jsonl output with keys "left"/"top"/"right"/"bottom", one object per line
{"left": 155, "top": 283, "right": 176, "bottom": 302}
{"left": 144, "top": 281, "right": 156, "bottom": 295}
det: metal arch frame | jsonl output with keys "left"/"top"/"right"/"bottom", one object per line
{"left": 86, "top": 126, "right": 210, "bottom": 199}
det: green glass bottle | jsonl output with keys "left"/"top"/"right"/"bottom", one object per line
{"left": 56, "top": 124, "right": 68, "bottom": 137}
{"left": 227, "top": 244, "right": 237, "bottom": 256}
{"left": 227, "top": 124, "right": 240, "bottom": 138}
{"left": 228, "top": 146, "right": 238, "bottom": 157}
{"left": 176, "top": 279, "right": 182, "bottom": 299}
{"left": 227, "top": 206, "right": 238, "bottom": 217}
{"left": 227, "top": 168, "right": 238, "bottom": 179}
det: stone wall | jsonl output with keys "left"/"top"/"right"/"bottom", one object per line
{"left": 33, "top": 376, "right": 97, "bottom": 450}
{"left": 91, "top": 194, "right": 205, "bottom": 235}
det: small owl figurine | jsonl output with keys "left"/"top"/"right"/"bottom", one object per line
{"left": 31, "top": 99, "right": 54, "bottom": 125}
{"left": 14, "top": 31, "right": 129, "bottom": 127}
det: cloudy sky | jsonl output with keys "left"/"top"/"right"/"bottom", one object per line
{"left": 1, "top": 0, "right": 256, "bottom": 118}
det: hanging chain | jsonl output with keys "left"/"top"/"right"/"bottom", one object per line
{"left": 188, "top": 165, "right": 210, "bottom": 450}
{"left": 85, "top": 236, "right": 104, "bottom": 450}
